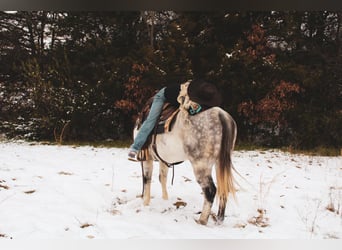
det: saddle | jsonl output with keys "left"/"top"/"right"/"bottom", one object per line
{"left": 136, "top": 96, "right": 179, "bottom": 161}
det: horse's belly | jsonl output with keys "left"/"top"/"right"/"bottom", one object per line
{"left": 155, "top": 133, "right": 187, "bottom": 163}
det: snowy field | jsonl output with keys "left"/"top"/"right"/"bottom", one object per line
{"left": 0, "top": 141, "right": 341, "bottom": 239}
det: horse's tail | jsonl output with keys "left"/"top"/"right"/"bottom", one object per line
{"left": 216, "top": 111, "right": 237, "bottom": 204}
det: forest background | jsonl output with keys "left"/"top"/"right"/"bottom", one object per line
{"left": 0, "top": 11, "right": 341, "bottom": 152}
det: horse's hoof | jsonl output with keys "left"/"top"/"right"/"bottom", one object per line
{"left": 215, "top": 215, "right": 224, "bottom": 225}
{"left": 215, "top": 219, "right": 224, "bottom": 226}
{"left": 195, "top": 219, "right": 208, "bottom": 225}
{"left": 143, "top": 200, "right": 150, "bottom": 206}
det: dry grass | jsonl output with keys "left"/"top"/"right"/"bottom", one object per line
{"left": 246, "top": 173, "right": 282, "bottom": 228}
{"left": 58, "top": 171, "right": 73, "bottom": 175}
{"left": 80, "top": 223, "right": 93, "bottom": 229}
{"left": 24, "top": 190, "right": 36, "bottom": 194}
{"left": 108, "top": 209, "right": 121, "bottom": 216}
{"left": 326, "top": 186, "right": 341, "bottom": 216}
{"left": 173, "top": 200, "right": 187, "bottom": 209}
{"left": 248, "top": 208, "right": 270, "bottom": 227}
{"left": 297, "top": 199, "right": 322, "bottom": 237}
{"left": 0, "top": 184, "right": 9, "bottom": 190}
{"left": 236, "top": 143, "right": 340, "bottom": 156}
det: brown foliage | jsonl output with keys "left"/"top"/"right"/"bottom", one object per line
{"left": 247, "top": 25, "right": 269, "bottom": 58}
{"left": 238, "top": 81, "right": 301, "bottom": 125}
{"left": 115, "top": 64, "right": 155, "bottom": 120}
{"left": 236, "top": 24, "right": 277, "bottom": 66}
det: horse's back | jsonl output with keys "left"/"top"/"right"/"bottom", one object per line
{"left": 184, "top": 107, "right": 235, "bottom": 159}
{"left": 158, "top": 107, "right": 235, "bottom": 163}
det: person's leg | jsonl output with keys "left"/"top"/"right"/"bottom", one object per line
{"left": 129, "top": 87, "right": 166, "bottom": 152}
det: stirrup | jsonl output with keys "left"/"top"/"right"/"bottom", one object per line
{"left": 128, "top": 151, "right": 139, "bottom": 162}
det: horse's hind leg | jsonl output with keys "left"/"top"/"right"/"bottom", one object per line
{"left": 159, "top": 162, "right": 169, "bottom": 200}
{"left": 192, "top": 163, "right": 216, "bottom": 225}
{"left": 217, "top": 194, "right": 227, "bottom": 224}
{"left": 142, "top": 160, "right": 154, "bottom": 205}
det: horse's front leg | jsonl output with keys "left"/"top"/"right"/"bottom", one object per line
{"left": 192, "top": 163, "right": 216, "bottom": 225}
{"left": 159, "top": 162, "right": 169, "bottom": 200}
{"left": 142, "top": 160, "right": 154, "bottom": 206}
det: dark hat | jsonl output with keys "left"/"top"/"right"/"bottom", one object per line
{"left": 188, "top": 79, "right": 222, "bottom": 107}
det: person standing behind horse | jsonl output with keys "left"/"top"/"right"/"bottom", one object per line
{"left": 128, "top": 79, "right": 222, "bottom": 161}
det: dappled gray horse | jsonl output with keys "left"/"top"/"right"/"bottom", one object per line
{"left": 133, "top": 81, "right": 237, "bottom": 225}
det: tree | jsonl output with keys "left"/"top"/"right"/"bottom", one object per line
{"left": 0, "top": 11, "right": 340, "bottom": 149}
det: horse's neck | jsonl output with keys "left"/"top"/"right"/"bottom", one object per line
{"left": 176, "top": 108, "right": 204, "bottom": 127}
{"left": 176, "top": 108, "right": 190, "bottom": 123}
{"left": 171, "top": 109, "right": 189, "bottom": 131}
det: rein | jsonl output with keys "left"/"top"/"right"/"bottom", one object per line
{"left": 140, "top": 161, "right": 145, "bottom": 197}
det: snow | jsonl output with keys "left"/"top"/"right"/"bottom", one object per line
{"left": 0, "top": 141, "right": 341, "bottom": 239}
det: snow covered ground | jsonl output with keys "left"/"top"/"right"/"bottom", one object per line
{"left": 0, "top": 141, "right": 341, "bottom": 239}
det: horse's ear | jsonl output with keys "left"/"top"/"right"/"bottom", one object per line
{"left": 177, "top": 81, "right": 191, "bottom": 106}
